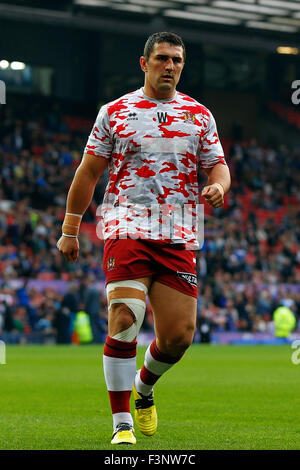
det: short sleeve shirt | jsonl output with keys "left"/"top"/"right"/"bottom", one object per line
{"left": 84, "top": 88, "right": 226, "bottom": 246}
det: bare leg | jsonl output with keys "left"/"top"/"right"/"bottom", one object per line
{"left": 134, "top": 281, "right": 196, "bottom": 396}
{"left": 149, "top": 281, "right": 197, "bottom": 356}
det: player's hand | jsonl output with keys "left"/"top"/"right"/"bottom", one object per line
{"left": 56, "top": 235, "right": 79, "bottom": 262}
{"left": 201, "top": 183, "right": 224, "bottom": 208}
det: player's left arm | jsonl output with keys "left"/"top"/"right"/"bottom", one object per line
{"left": 201, "top": 163, "right": 231, "bottom": 208}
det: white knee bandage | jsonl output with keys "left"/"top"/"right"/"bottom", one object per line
{"left": 106, "top": 280, "right": 148, "bottom": 342}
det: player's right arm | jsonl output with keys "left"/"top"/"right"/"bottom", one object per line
{"left": 56, "top": 153, "right": 108, "bottom": 262}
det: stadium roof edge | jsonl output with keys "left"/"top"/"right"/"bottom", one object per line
{"left": 0, "top": 2, "right": 299, "bottom": 52}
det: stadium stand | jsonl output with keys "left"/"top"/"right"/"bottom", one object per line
{"left": 269, "top": 102, "right": 300, "bottom": 131}
{"left": 0, "top": 97, "right": 299, "bottom": 345}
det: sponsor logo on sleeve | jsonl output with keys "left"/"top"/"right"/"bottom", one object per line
{"left": 127, "top": 112, "right": 138, "bottom": 121}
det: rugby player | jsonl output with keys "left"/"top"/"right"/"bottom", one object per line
{"left": 57, "top": 31, "right": 231, "bottom": 445}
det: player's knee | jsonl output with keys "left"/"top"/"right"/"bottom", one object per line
{"left": 162, "top": 324, "right": 195, "bottom": 355}
{"left": 180, "top": 321, "right": 196, "bottom": 347}
{"left": 109, "top": 303, "right": 135, "bottom": 332}
{"left": 106, "top": 280, "right": 148, "bottom": 340}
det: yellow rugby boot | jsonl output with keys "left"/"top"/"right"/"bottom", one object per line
{"left": 132, "top": 383, "right": 157, "bottom": 436}
{"left": 111, "top": 423, "right": 136, "bottom": 445}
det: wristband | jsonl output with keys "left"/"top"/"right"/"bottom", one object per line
{"left": 66, "top": 212, "right": 82, "bottom": 218}
{"left": 62, "top": 233, "right": 78, "bottom": 238}
{"left": 62, "top": 212, "right": 82, "bottom": 237}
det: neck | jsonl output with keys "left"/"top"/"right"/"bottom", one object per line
{"left": 143, "top": 83, "right": 176, "bottom": 101}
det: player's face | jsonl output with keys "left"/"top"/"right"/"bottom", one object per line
{"left": 140, "top": 42, "right": 185, "bottom": 99}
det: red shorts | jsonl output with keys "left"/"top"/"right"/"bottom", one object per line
{"left": 103, "top": 238, "right": 198, "bottom": 298}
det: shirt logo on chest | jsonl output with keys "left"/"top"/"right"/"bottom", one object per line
{"left": 157, "top": 112, "right": 168, "bottom": 124}
{"left": 127, "top": 112, "right": 138, "bottom": 121}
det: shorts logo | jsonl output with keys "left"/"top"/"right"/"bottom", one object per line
{"left": 107, "top": 257, "right": 115, "bottom": 271}
{"left": 177, "top": 271, "right": 197, "bottom": 287}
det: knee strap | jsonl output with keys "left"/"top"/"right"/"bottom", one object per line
{"left": 106, "top": 280, "right": 148, "bottom": 342}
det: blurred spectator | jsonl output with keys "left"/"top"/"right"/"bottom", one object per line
{"left": 73, "top": 306, "right": 93, "bottom": 345}
{"left": 53, "top": 306, "right": 72, "bottom": 344}
{"left": 61, "top": 283, "right": 79, "bottom": 316}
{"left": 196, "top": 310, "right": 215, "bottom": 343}
{"left": 273, "top": 300, "right": 297, "bottom": 339}
{"left": 82, "top": 274, "right": 107, "bottom": 343}
{"left": 0, "top": 100, "right": 299, "bottom": 342}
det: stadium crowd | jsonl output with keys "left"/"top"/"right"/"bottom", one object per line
{"left": 0, "top": 102, "right": 299, "bottom": 343}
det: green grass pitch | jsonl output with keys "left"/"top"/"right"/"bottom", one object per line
{"left": 0, "top": 344, "right": 299, "bottom": 450}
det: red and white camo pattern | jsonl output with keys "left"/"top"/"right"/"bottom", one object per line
{"left": 84, "top": 88, "right": 226, "bottom": 245}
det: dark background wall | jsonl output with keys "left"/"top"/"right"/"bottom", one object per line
{"left": 0, "top": 16, "right": 300, "bottom": 143}
{"left": 0, "top": 18, "right": 100, "bottom": 102}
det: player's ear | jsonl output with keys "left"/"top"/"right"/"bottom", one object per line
{"left": 140, "top": 56, "right": 147, "bottom": 73}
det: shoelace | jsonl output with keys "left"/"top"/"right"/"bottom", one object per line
{"left": 115, "top": 423, "right": 132, "bottom": 433}
{"left": 136, "top": 392, "right": 154, "bottom": 409}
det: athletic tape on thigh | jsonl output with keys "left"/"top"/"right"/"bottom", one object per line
{"left": 106, "top": 280, "right": 148, "bottom": 341}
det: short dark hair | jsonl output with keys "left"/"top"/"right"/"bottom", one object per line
{"left": 143, "top": 32, "right": 186, "bottom": 62}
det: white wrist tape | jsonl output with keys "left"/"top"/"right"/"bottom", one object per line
{"left": 62, "top": 233, "right": 78, "bottom": 238}
{"left": 62, "top": 213, "right": 81, "bottom": 237}
{"left": 66, "top": 213, "right": 82, "bottom": 218}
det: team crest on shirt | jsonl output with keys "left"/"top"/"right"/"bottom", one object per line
{"left": 183, "top": 111, "right": 196, "bottom": 123}
{"left": 107, "top": 257, "right": 115, "bottom": 271}
{"left": 177, "top": 271, "right": 197, "bottom": 287}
